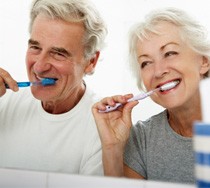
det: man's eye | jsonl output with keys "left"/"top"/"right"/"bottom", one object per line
{"left": 165, "top": 51, "right": 178, "bottom": 57}
{"left": 29, "top": 45, "right": 40, "bottom": 50}
{"left": 27, "top": 45, "right": 41, "bottom": 54}
{"left": 50, "top": 51, "right": 68, "bottom": 61}
{"left": 55, "top": 52, "right": 65, "bottom": 57}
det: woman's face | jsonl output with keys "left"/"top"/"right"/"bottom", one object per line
{"left": 136, "top": 22, "right": 209, "bottom": 109}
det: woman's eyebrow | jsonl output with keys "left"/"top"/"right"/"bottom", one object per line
{"left": 138, "top": 42, "right": 180, "bottom": 59}
{"left": 161, "top": 42, "right": 179, "bottom": 50}
{"left": 138, "top": 54, "right": 149, "bottom": 59}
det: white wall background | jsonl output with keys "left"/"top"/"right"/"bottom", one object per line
{"left": 0, "top": 0, "right": 210, "bottom": 123}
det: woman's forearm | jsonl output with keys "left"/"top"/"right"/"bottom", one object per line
{"left": 102, "top": 145, "right": 124, "bottom": 176}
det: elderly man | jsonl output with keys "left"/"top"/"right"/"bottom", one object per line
{"left": 0, "top": 0, "right": 107, "bottom": 175}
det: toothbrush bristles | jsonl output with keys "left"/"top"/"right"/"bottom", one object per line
{"left": 32, "top": 78, "right": 57, "bottom": 86}
{"left": 41, "top": 78, "right": 57, "bottom": 86}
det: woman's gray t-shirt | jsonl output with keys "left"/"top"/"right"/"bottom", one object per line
{"left": 124, "top": 110, "right": 195, "bottom": 184}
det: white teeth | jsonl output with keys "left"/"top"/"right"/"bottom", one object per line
{"left": 160, "top": 80, "right": 179, "bottom": 91}
{"left": 36, "top": 76, "right": 43, "bottom": 80}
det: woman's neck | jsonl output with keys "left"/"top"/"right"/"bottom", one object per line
{"left": 167, "top": 99, "right": 202, "bottom": 137}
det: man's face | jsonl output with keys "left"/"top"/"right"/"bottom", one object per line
{"left": 26, "top": 15, "right": 91, "bottom": 109}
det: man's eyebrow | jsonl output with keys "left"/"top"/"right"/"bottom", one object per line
{"left": 28, "top": 39, "right": 39, "bottom": 45}
{"left": 51, "top": 47, "right": 72, "bottom": 57}
{"left": 28, "top": 39, "right": 72, "bottom": 57}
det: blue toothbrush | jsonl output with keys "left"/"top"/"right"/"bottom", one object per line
{"left": 5, "top": 78, "right": 57, "bottom": 88}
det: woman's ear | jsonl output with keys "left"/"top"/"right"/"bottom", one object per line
{"left": 200, "top": 56, "right": 210, "bottom": 76}
{"left": 85, "top": 51, "right": 100, "bottom": 75}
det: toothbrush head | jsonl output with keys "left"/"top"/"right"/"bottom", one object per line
{"left": 160, "top": 80, "right": 179, "bottom": 91}
{"left": 40, "top": 78, "right": 57, "bottom": 86}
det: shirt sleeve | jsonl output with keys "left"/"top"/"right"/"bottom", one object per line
{"left": 123, "top": 121, "right": 148, "bottom": 178}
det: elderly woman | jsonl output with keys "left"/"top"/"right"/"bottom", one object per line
{"left": 92, "top": 7, "right": 210, "bottom": 184}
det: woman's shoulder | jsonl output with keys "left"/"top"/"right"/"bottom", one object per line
{"left": 134, "top": 109, "right": 168, "bottom": 130}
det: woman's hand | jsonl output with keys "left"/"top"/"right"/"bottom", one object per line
{"left": 0, "top": 67, "right": 18, "bottom": 97}
{"left": 92, "top": 94, "right": 138, "bottom": 147}
{"left": 92, "top": 94, "right": 138, "bottom": 176}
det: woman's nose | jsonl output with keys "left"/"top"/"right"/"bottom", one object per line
{"left": 153, "top": 60, "right": 169, "bottom": 78}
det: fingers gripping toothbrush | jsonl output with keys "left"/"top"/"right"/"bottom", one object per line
{"left": 99, "top": 81, "right": 179, "bottom": 113}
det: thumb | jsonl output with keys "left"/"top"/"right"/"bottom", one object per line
{"left": 122, "top": 101, "right": 139, "bottom": 125}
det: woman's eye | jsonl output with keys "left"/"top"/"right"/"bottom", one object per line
{"left": 141, "top": 61, "right": 151, "bottom": 69}
{"left": 164, "top": 51, "right": 178, "bottom": 57}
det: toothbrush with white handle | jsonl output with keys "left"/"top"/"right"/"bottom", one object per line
{"left": 99, "top": 81, "right": 179, "bottom": 113}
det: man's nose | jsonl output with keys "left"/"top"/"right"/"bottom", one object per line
{"left": 33, "top": 53, "right": 51, "bottom": 74}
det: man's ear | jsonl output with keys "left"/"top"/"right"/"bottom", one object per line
{"left": 85, "top": 51, "right": 100, "bottom": 75}
{"left": 200, "top": 56, "right": 210, "bottom": 76}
